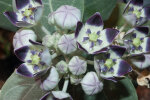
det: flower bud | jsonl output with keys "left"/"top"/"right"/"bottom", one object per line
{"left": 68, "top": 56, "right": 87, "bottom": 75}
{"left": 40, "top": 67, "right": 59, "bottom": 91}
{"left": 13, "top": 29, "right": 37, "bottom": 50}
{"left": 81, "top": 72, "right": 103, "bottom": 95}
{"left": 48, "top": 5, "right": 81, "bottom": 29}
{"left": 70, "top": 75, "right": 83, "bottom": 85}
{"left": 56, "top": 60, "right": 68, "bottom": 74}
{"left": 58, "top": 34, "right": 77, "bottom": 54}
{"left": 42, "top": 32, "right": 61, "bottom": 49}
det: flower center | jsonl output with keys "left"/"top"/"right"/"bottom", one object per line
{"left": 89, "top": 33, "right": 99, "bottom": 42}
{"left": 31, "top": 55, "right": 40, "bottom": 65}
{"left": 133, "top": 38, "right": 142, "bottom": 47}
{"left": 23, "top": 9, "right": 33, "bottom": 17}
{"left": 133, "top": 9, "right": 141, "bottom": 18}
{"left": 104, "top": 59, "right": 114, "bottom": 69}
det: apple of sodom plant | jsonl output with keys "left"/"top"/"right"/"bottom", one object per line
{"left": 1, "top": 0, "right": 150, "bottom": 100}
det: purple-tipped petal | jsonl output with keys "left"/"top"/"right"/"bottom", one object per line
{"left": 29, "top": 39, "right": 43, "bottom": 45}
{"left": 123, "top": 13, "right": 137, "bottom": 26}
{"left": 135, "top": 26, "right": 149, "bottom": 36}
{"left": 102, "top": 28, "right": 119, "bottom": 43}
{"left": 117, "top": 60, "right": 132, "bottom": 76}
{"left": 93, "top": 48, "right": 108, "bottom": 54}
{"left": 130, "top": 54, "right": 150, "bottom": 69}
{"left": 130, "top": 0, "right": 143, "bottom": 7}
{"left": 40, "top": 92, "right": 51, "bottom": 100}
{"left": 86, "top": 12, "right": 103, "bottom": 27}
{"left": 15, "top": 0, "right": 30, "bottom": 10}
{"left": 109, "top": 45, "right": 126, "bottom": 58}
{"left": 144, "top": 7, "right": 150, "bottom": 19}
{"left": 4, "top": 11, "right": 18, "bottom": 25}
{"left": 146, "top": 37, "right": 150, "bottom": 52}
{"left": 77, "top": 42, "right": 88, "bottom": 53}
{"left": 15, "top": 46, "right": 29, "bottom": 62}
{"left": 75, "top": 22, "right": 83, "bottom": 38}
{"left": 35, "top": 0, "right": 43, "bottom": 5}
{"left": 17, "top": 63, "right": 34, "bottom": 77}
{"left": 16, "top": 21, "right": 34, "bottom": 27}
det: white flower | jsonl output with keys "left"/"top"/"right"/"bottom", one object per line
{"left": 13, "top": 29, "right": 37, "bottom": 50}
{"left": 48, "top": 5, "right": 81, "bottom": 29}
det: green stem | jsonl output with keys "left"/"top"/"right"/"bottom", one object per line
{"left": 62, "top": 79, "right": 69, "bottom": 92}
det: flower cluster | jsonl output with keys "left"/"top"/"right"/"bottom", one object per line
{"left": 3, "top": 0, "right": 150, "bottom": 99}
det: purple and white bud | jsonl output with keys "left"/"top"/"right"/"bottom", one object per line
{"left": 58, "top": 34, "right": 77, "bottom": 54}
{"left": 68, "top": 56, "right": 87, "bottom": 75}
{"left": 40, "top": 67, "right": 59, "bottom": 91}
{"left": 13, "top": 29, "right": 37, "bottom": 50}
{"left": 42, "top": 32, "right": 61, "bottom": 49}
{"left": 81, "top": 72, "right": 103, "bottom": 95}
{"left": 48, "top": 5, "right": 81, "bottom": 29}
{"left": 56, "top": 60, "right": 68, "bottom": 74}
{"left": 70, "top": 75, "right": 83, "bottom": 85}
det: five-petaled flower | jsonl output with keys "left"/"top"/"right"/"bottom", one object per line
{"left": 75, "top": 12, "right": 119, "bottom": 54}
{"left": 15, "top": 40, "right": 52, "bottom": 77}
{"left": 123, "top": 26, "right": 150, "bottom": 56}
{"left": 94, "top": 45, "right": 132, "bottom": 82}
{"left": 123, "top": 0, "right": 150, "bottom": 26}
{"left": 4, "top": 0, "right": 43, "bottom": 27}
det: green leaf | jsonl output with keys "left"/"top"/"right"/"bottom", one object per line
{"left": 0, "top": 70, "right": 46, "bottom": 100}
{"left": 0, "top": 0, "right": 18, "bottom": 31}
{"left": 84, "top": 91, "right": 107, "bottom": 100}
{"left": 83, "top": 0, "right": 117, "bottom": 22}
{"left": 104, "top": 77, "right": 138, "bottom": 100}
{"left": 104, "top": 2, "right": 132, "bottom": 31}
{"left": 50, "top": 0, "right": 84, "bottom": 17}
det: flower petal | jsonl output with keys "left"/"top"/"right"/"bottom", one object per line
{"left": 35, "top": 0, "right": 43, "bottom": 5}
{"left": 17, "top": 63, "right": 35, "bottom": 77}
{"left": 109, "top": 45, "right": 126, "bottom": 59}
{"left": 34, "top": 6, "right": 43, "bottom": 22}
{"left": 123, "top": 13, "right": 137, "bottom": 26}
{"left": 129, "top": 54, "right": 150, "bottom": 69}
{"left": 40, "top": 48, "right": 52, "bottom": 66}
{"left": 40, "top": 67, "right": 59, "bottom": 91}
{"left": 101, "top": 28, "right": 119, "bottom": 44}
{"left": 4, "top": 11, "right": 18, "bottom": 25}
{"left": 52, "top": 91, "right": 72, "bottom": 100}
{"left": 124, "top": 26, "right": 149, "bottom": 39}
{"left": 75, "top": 22, "right": 83, "bottom": 38}
{"left": 144, "top": 7, "right": 150, "bottom": 19}
{"left": 14, "top": 0, "right": 30, "bottom": 10}
{"left": 15, "top": 46, "right": 30, "bottom": 62}
{"left": 130, "top": 0, "right": 143, "bottom": 7}
{"left": 17, "top": 63, "right": 50, "bottom": 77}
{"left": 99, "top": 59, "right": 132, "bottom": 79}
{"left": 86, "top": 12, "right": 103, "bottom": 29}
